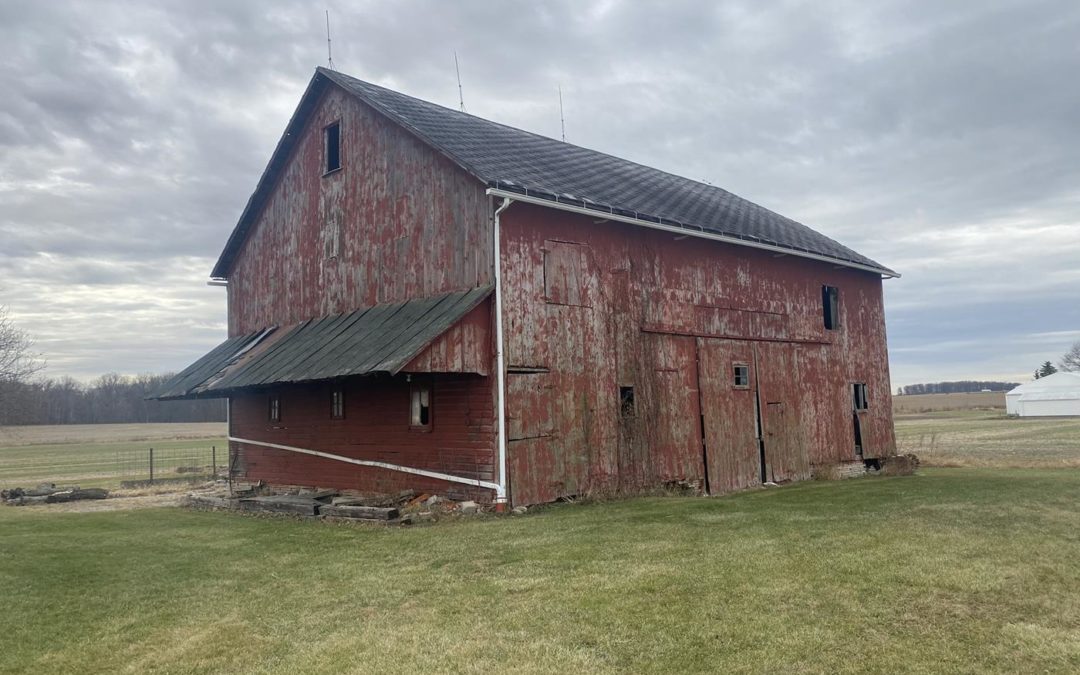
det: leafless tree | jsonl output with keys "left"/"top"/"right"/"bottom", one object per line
{"left": 0, "top": 305, "right": 43, "bottom": 383}
{"left": 1061, "top": 340, "right": 1080, "bottom": 372}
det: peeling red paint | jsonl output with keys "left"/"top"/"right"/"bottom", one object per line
{"left": 222, "top": 88, "right": 895, "bottom": 506}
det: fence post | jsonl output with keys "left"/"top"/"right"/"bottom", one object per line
{"left": 212, "top": 445, "right": 217, "bottom": 479}
{"left": 149, "top": 447, "right": 154, "bottom": 484}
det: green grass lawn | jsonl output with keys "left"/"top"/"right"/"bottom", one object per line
{"left": 2, "top": 468, "right": 1079, "bottom": 673}
{"left": 895, "top": 411, "right": 1080, "bottom": 467}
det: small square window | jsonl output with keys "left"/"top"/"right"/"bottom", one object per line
{"left": 331, "top": 388, "right": 344, "bottom": 419}
{"left": 324, "top": 121, "right": 341, "bottom": 173}
{"left": 853, "top": 383, "right": 869, "bottom": 411}
{"left": 410, "top": 384, "right": 431, "bottom": 429}
{"left": 822, "top": 285, "right": 840, "bottom": 330}
{"left": 268, "top": 395, "right": 281, "bottom": 422}
{"left": 733, "top": 364, "right": 750, "bottom": 389}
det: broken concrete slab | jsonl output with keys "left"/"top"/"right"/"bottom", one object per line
{"left": 185, "top": 495, "right": 237, "bottom": 510}
{"left": 458, "top": 500, "right": 479, "bottom": 515}
{"left": 238, "top": 495, "right": 322, "bottom": 516}
{"left": 319, "top": 505, "right": 399, "bottom": 521}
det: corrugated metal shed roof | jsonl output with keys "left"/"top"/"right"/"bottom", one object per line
{"left": 212, "top": 67, "right": 895, "bottom": 278}
{"left": 152, "top": 332, "right": 266, "bottom": 400}
{"left": 153, "top": 287, "right": 491, "bottom": 400}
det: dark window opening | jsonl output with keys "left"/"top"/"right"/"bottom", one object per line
{"left": 410, "top": 384, "right": 431, "bottom": 429}
{"left": 853, "top": 412, "right": 865, "bottom": 456}
{"left": 268, "top": 395, "right": 281, "bottom": 423}
{"left": 324, "top": 121, "right": 341, "bottom": 173}
{"left": 733, "top": 364, "right": 750, "bottom": 388}
{"left": 853, "top": 383, "right": 869, "bottom": 411}
{"left": 619, "top": 386, "right": 635, "bottom": 418}
{"left": 822, "top": 285, "right": 840, "bottom": 330}
{"left": 331, "top": 388, "right": 344, "bottom": 419}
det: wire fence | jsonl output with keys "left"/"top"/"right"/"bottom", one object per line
{"left": 114, "top": 445, "right": 226, "bottom": 485}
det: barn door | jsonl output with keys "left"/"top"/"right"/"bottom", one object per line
{"left": 696, "top": 338, "right": 761, "bottom": 493}
{"left": 641, "top": 334, "right": 706, "bottom": 487}
{"left": 754, "top": 342, "right": 810, "bottom": 483}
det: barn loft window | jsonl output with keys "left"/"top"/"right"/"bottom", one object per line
{"left": 822, "top": 285, "right": 840, "bottom": 330}
{"left": 331, "top": 388, "right": 344, "bottom": 419}
{"left": 268, "top": 395, "right": 281, "bottom": 422}
{"left": 733, "top": 364, "right": 750, "bottom": 389}
{"left": 324, "top": 121, "right": 341, "bottom": 174}
{"left": 852, "top": 383, "right": 869, "bottom": 411}
{"left": 410, "top": 383, "right": 431, "bottom": 429}
{"left": 619, "top": 386, "right": 636, "bottom": 418}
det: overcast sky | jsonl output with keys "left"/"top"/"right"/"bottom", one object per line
{"left": 1, "top": 0, "right": 1078, "bottom": 388}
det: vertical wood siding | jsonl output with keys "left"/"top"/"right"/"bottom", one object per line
{"left": 501, "top": 202, "right": 896, "bottom": 505}
{"left": 225, "top": 86, "right": 492, "bottom": 336}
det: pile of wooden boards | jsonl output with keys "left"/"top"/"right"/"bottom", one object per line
{"left": 2, "top": 483, "right": 109, "bottom": 506}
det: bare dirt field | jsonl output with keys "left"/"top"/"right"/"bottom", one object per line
{"left": 893, "top": 391, "right": 1006, "bottom": 414}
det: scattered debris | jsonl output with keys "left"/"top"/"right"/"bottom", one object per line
{"left": 3, "top": 483, "right": 110, "bottom": 506}
{"left": 512, "top": 506, "right": 528, "bottom": 515}
{"left": 238, "top": 495, "right": 323, "bottom": 516}
{"left": 320, "top": 505, "right": 399, "bottom": 520}
{"left": 180, "top": 484, "right": 491, "bottom": 524}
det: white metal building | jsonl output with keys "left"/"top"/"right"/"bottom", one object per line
{"left": 1005, "top": 372, "right": 1080, "bottom": 417}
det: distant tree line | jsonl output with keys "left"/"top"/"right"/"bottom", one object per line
{"left": 0, "top": 373, "right": 224, "bottom": 426}
{"left": 898, "top": 381, "right": 1020, "bottom": 396}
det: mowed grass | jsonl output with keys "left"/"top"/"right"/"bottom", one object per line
{"left": 2, "top": 469, "right": 1080, "bottom": 673}
{"left": 896, "top": 410, "right": 1080, "bottom": 468}
{"left": 0, "top": 424, "right": 227, "bottom": 489}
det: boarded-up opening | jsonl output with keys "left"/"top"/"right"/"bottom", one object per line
{"left": 543, "top": 240, "right": 593, "bottom": 307}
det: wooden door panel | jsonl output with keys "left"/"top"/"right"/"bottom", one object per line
{"left": 641, "top": 334, "right": 705, "bottom": 485}
{"left": 697, "top": 338, "right": 761, "bottom": 493}
{"left": 754, "top": 342, "right": 811, "bottom": 483}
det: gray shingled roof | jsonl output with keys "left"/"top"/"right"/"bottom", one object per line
{"left": 153, "top": 287, "right": 492, "bottom": 400}
{"left": 319, "top": 68, "right": 895, "bottom": 276}
{"left": 212, "top": 68, "right": 894, "bottom": 278}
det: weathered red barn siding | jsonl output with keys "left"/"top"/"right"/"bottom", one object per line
{"left": 225, "top": 86, "right": 492, "bottom": 336}
{"left": 214, "top": 79, "right": 895, "bottom": 506}
{"left": 500, "top": 202, "right": 895, "bottom": 505}
{"left": 231, "top": 374, "right": 496, "bottom": 501}
{"left": 404, "top": 300, "right": 491, "bottom": 376}
{"left": 222, "top": 86, "right": 498, "bottom": 496}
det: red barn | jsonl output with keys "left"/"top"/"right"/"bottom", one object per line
{"left": 156, "top": 67, "right": 899, "bottom": 507}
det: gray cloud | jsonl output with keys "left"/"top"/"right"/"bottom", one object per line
{"left": 1, "top": 0, "right": 1077, "bottom": 386}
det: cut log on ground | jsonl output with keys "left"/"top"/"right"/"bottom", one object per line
{"left": 45, "top": 488, "right": 109, "bottom": 503}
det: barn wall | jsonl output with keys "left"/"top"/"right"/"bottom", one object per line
{"left": 225, "top": 85, "right": 492, "bottom": 336}
{"left": 230, "top": 374, "right": 496, "bottom": 501}
{"left": 500, "top": 202, "right": 895, "bottom": 505}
